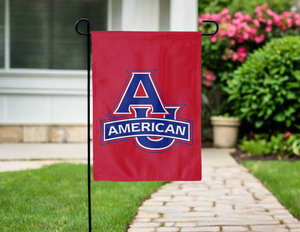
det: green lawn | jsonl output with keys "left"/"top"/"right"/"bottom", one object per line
{"left": 0, "top": 163, "right": 167, "bottom": 232}
{"left": 242, "top": 161, "right": 300, "bottom": 220}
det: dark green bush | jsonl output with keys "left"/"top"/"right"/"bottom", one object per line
{"left": 240, "top": 138, "right": 272, "bottom": 156}
{"left": 226, "top": 36, "right": 300, "bottom": 132}
{"left": 240, "top": 133, "right": 300, "bottom": 157}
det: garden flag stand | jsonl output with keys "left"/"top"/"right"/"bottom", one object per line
{"left": 75, "top": 18, "right": 218, "bottom": 231}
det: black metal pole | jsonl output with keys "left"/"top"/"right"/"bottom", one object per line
{"left": 75, "top": 18, "right": 92, "bottom": 232}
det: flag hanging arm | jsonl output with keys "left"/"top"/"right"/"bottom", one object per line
{"left": 75, "top": 18, "right": 219, "bottom": 36}
{"left": 75, "top": 18, "right": 92, "bottom": 232}
{"left": 201, "top": 20, "right": 219, "bottom": 36}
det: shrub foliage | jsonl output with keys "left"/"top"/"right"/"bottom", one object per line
{"left": 226, "top": 36, "right": 300, "bottom": 131}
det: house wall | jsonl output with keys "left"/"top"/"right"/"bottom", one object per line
{"left": 0, "top": 0, "right": 199, "bottom": 143}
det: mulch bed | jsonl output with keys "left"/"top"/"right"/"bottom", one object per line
{"left": 230, "top": 149, "right": 300, "bottom": 163}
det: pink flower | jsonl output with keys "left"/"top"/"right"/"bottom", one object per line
{"left": 273, "top": 15, "right": 281, "bottom": 25}
{"left": 253, "top": 19, "right": 260, "bottom": 27}
{"left": 285, "top": 131, "right": 292, "bottom": 140}
{"left": 232, "top": 19, "right": 241, "bottom": 25}
{"left": 204, "top": 81, "right": 211, "bottom": 87}
{"left": 255, "top": 6, "right": 262, "bottom": 13}
{"left": 230, "top": 40, "right": 235, "bottom": 45}
{"left": 243, "top": 32, "right": 249, "bottom": 40}
{"left": 286, "top": 18, "right": 293, "bottom": 27}
{"left": 266, "top": 26, "right": 272, "bottom": 32}
{"left": 259, "top": 17, "right": 266, "bottom": 23}
{"left": 220, "top": 29, "right": 227, "bottom": 36}
{"left": 226, "top": 48, "right": 234, "bottom": 55}
{"left": 237, "top": 36, "right": 244, "bottom": 43}
{"left": 220, "top": 8, "right": 229, "bottom": 15}
{"left": 222, "top": 55, "right": 227, "bottom": 60}
{"left": 198, "top": 18, "right": 203, "bottom": 24}
{"left": 237, "top": 47, "right": 246, "bottom": 53}
{"left": 282, "top": 12, "right": 292, "bottom": 17}
{"left": 237, "top": 47, "right": 248, "bottom": 62}
{"left": 201, "top": 14, "right": 210, "bottom": 19}
{"left": 225, "top": 14, "right": 232, "bottom": 20}
{"left": 254, "top": 34, "right": 265, "bottom": 43}
{"left": 238, "top": 56, "right": 246, "bottom": 62}
{"left": 255, "top": 6, "right": 263, "bottom": 18}
{"left": 262, "top": 3, "right": 269, "bottom": 8}
{"left": 211, "top": 13, "right": 220, "bottom": 21}
{"left": 234, "top": 12, "right": 244, "bottom": 19}
{"left": 266, "top": 9, "right": 275, "bottom": 17}
{"left": 232, "top": 54, "right": 239, "bottom": 61}
{"left": 227, "top": 25, "right": 237, "bottom": 37}
{"left": 242, "top": 23, "right": 252, "bottom": 32}
{"left": 210, "top": 36, "right": 218, "bottom": 42}
{"left": 205, "top": 71, "right": 216, "bottom": 81}
{"left": 244, "top": 14, "right": 252, "bottom": 21}
{"left": 266, "top": 19, "right": 273, "bottom": 26}
{"left": 295, "top": 18, "right": 300, "bottom": 26}
{"left": 249, "top": 27, "right": 257, "bottom": 36}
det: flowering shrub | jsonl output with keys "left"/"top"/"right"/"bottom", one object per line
{"left": 200, "top": 4, "right": 300, "bottom": 87}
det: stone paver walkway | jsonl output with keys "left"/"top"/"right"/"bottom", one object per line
{"left": 128, "top": 164, "right": 300, "bottom": 232}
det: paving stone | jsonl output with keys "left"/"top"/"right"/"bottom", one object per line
{"left": 181, "top": 227, "right": 220, "bottom": 231}
{"left": 250, "top": 225, "right": 288, "bottom": 232}
{"left": 287, "top": 224, "right": 300, "bottom": 229}
{"left": 130, "top": 222, "right": 160, "bottom": 228}
{"left": 154, "top": 218, "right": 207, "bottom": 223}
{"left": 143, "top": 201, "right": 164, "bottom": 206}
{"left": 156, "top": 227, "right": 180, "bottom": 231}
{"left": 222, "top": 226, "right": 248, "bottom": 231}
{"left": 175, "top": 222, "right": 197, "bottom": 227}
{"left": 128, "top": 228, "right": 155, "bottom": 232}
{"left": 164, "top": 223, "right": 175, "bottom": 227}
{"left": 163, "top": 212, "right": 215, "bottom": 218}
{"left": 196, "top": 220, "right": 280, "bottom": 226}
{"left": 133, "top": 218, "right": 152, "bottom": 222}
{"left": 283, "top": 218, "right": 300, "bottom": 224}
{"left": 139, "top": 206, "right": 190, "bottom": 212}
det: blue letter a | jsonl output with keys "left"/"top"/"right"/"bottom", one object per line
{"left": 114, "top": 72, "right": 167, "bottom": 114}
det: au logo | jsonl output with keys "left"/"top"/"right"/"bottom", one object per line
{"left": 101, "top": 70, "right": 192, "bottom": 152}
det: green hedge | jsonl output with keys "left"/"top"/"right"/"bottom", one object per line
{"left": 226, "top": 36, "right": 300, "bottom": 132}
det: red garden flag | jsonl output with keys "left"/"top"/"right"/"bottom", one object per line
{"left": 92, "top": 31, "right": 202, "bottom": 181}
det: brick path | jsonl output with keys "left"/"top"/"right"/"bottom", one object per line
{"left": 128, "top": 165, "right": 300, "bottom": 232}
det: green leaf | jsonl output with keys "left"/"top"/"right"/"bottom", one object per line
{"left": 295, "top": 124, "right": 300, "bottom": 130}
{"left": 240, "top": 108, "right": 249, "bottom": 113}
{"left": 280, "top": 66, "right": 286, "bottom": 75}
{"left": 274, "top": 113, "right": 286, "bottom": 122}
{"left": 255, "top": 121, "right": 264, "bottom": 128}
{"left": 287, "top": 91, "right": 297, "bottom": 100}
{"left": 292, "top": 56, "right": 300, "bottom": 61}
{"left": 286, "top": 119, "right": 292, "bottom": 128}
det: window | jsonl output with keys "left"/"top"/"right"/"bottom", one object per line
{"left": 3, "top": 0, "right": 107, "bottom": 70}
